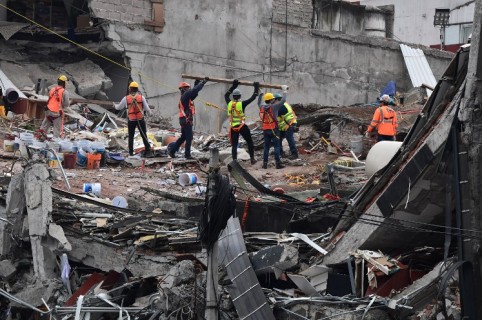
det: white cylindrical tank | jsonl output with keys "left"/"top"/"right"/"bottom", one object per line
{"left": 365, "top": 9, "right": 386, "bottom": 38}
{"left": 365, "top": 141, "right": 403, "bottom": 177}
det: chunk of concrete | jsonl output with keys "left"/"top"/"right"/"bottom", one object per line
{"left": 160, "top": 260, "right": 195, "bottom": 289}
{"left": 46, "top": 223, "right": 72, "bottom": 252}
{"left": 0, "top": 260, "right": 16, "bottom": 279}
{"left": 250, "top": 244, "right": 299, "bottom": 276}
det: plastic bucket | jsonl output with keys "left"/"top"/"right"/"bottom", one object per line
{"left": 350, "top": 135, "right": 363, "bottom": 154}
{"left": 63, "top": 153, "right": 77, "bottom": 169}
{"left": 178, "top": 173, "right": 198, "bottom": 186}
{"left": 87, "top": 153, "right": 102, "bottom": 170}
{"left": 77, "top": 149, "right": 88, "bottom": 167}
{"left": 3, "top": 140, "right": 14, "bottom": 152}
{"left": 83, "top": 183, "right": 101, "bottom": 196}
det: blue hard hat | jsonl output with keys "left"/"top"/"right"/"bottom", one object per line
{"left": 274, "top": 93, "right": 282, "bottom": 99}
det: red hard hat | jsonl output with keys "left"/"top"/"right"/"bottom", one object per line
{"left": 178, "top": 82, "right": 191, "bottom": 89}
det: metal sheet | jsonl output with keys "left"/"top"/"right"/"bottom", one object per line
{"left": 218, "top": 217, "right": 275, "bottom": 320}
{"left": 400, "top": 44, "right": 437, "bottom": 94}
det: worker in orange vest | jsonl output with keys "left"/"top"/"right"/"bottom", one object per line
{"left": 224, "top": 79, "right": 259, "bottom": 164}
{"left": 40, "top": 75, "right": 70, "bottom": 138}
{"left": 168, "top": 77, "right": 209, "bottom": 159}
{"left": 365, "top": 94, "right": 398, "bottom": 142}
{"left": 258, "top": 85, "right": 289, "bottom": 169}
{"left": 114, "top": 81, "right": 153, "bottom": 156}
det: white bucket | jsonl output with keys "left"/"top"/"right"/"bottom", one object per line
{"left": 112, "top": 196, "right": 128, "bottom": 208}
{"left": 350, "top": 135, "right": 363, "bottom": 154}
{"left": 83, "top": 183, "right": 101, "bottom": 197}
{"left": 178, "top": 173, "right": 198, "bottom": 186}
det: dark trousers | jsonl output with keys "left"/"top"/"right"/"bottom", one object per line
{"left": 280, "top": 127, "right": 298, "bottom": 156}
{"left": 128, "top": 119, "right": 150, "bottom": 155}
{"left": 377, "top": 134, "right": 395, "bottom": 142}
{"left": 172, "top": 122, "right": 193, "bottom": 157}
{"left": 230, "top": 125, "right": 255, "bottom": 160}
{"left": 263, "top": 129, "right": 281, "bottom": 163}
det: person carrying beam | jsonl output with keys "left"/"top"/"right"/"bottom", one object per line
{"left": 40, "top": 75, "right": 70, "bottom": 138}
{"left": 225, "top": 79, "right": 259, "bottom": 164}
{"left": 258, "top": 85, "right": 289, "bottom": 169}
{"left": 168, "top": 77, "right": 209, "bottom": 159}
{"left": 114, "top": 81, "right": 153, "bottom": 157}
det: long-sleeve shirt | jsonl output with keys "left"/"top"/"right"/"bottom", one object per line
{"left": 115, "top": 93, "right": 153, "bottom": 117}
{"left": 258, "top": 92, "right": 287, "bottom": 118}
{"left": 180, "top": 82, "right": 205, "bottom": 118}
{"left": 224, "top": 88, "right": 258, "bottom": 112}
{"left": 61, "top": 90, "right": 70, "bottom": 109}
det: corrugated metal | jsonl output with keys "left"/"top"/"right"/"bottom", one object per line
{"left": 400, "top": 44, "right": 437, "bottom": 90}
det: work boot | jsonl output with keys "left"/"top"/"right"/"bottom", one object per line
{"left": 276, "top": 162, "right": 285, "bottom": 169}
{"left": 250, "top": 157, "right": 257, "bottom": 165}
{"left": 142, "top": 150, "right": 153, "bottom": 158}
{"left": 168, "top": 147, "right": 175, "bottom": 158}
{"left": 288, "top": 154, "right": 299, "bottom": 160}
{"left": 262, "top": 162, "right": 268, "bottom": 169}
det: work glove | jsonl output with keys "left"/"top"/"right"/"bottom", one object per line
{"left": 365, "top": 131, "right": 370, "bottom": 139}
{"left": 194, "top": 79, "right": 201, "bottom": 86}
{"left": 202, "top": 77, "right": 209, "bottom": 84}
{"left": 281, "top": 85, "right": 288, "bottom": 92}
{"left": 254, "top": 81, "right": 260, "bottom": 93}
{"left": 233, "top": 79, "right": 239, "bottom": 87}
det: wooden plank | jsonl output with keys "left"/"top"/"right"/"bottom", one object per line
{"left": 153, "top": 3, "right": 164, "bottom": 32}
{"left": 181, "top": 74, "right": 288, "bottom": 90}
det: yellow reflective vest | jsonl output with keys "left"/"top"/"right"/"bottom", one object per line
{"left": 228, "top": 101, "right": 245, "bottom": 127}
{"left": 277, "top": 103, "right": 297, "bottom": 131}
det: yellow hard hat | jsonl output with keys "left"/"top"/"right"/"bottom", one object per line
{"left": 129, "top": 81, "right": 139, "bottom": 88}
{"left": 58, "top": 75, "right": 68, "bottom": 82}
{"left": 264, "top": 92, "right": 275, "bottom": 102}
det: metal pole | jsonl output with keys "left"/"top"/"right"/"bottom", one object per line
{"left": 205, "top": 148, "right": 220, "bottom": 320}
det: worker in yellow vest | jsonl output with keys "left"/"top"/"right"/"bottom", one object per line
{"left": 40, "top": 75, "right": 70, "bottom": 138}
{"left": 114, "top": 81, "right": 153, "bottom": 157}
{"left": 274, "top": 93, "right": 299, "bottom": 159}
{"left": 224, "top": 79, "right": 259, "bottom": 164}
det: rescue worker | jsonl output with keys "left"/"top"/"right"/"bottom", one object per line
{"left": 168, "top": 77, "right": 209, "bottom": 159}
{"left": 0, "top": 88, "right": 5, "bottom": 118}
{"left": 40, "top": 75, "right": 70, "bottom": 138}
{"left": 274, "top": 93, "right": 299, "bottom": 159}
{"left": 114, "top": 81, "right": 153, "bottom": 157}
{"left": 258, "top": 85, "right": 289, "bottom": 169}
{"left": 224, "top": 79, "right": 259, "bottom": 164}
{"left": 365, "top": 94, "right": 398, "bottom": 142}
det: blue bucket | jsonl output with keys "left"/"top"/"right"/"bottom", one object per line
{"left": 76, "top": 149, "right": 88, "bottom": 167}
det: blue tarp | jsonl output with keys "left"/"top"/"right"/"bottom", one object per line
{"left": 380, "top": 81, "right": 396, "bottom": 98}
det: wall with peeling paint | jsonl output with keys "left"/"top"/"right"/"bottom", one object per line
{"left": 93, "top": 0, "right": 453, "bottom": 133}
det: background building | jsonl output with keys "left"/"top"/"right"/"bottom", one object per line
{"left": 360, "top": 0, "right": 474, "bottom": 51}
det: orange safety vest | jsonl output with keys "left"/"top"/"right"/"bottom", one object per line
{"left": 259, "top": 106, "right": 277, "bottom": 130}
{"left": 368, "top": 105, "right": 398, "bottom": 136}
{"left": 47, "top": 86, "right": 65, "bottom": 113}
{"left": 126, "top": 93, "right": 144, "bottom": 121}
{"left": 179, "top": 99, "right": 195, "bottom": 120}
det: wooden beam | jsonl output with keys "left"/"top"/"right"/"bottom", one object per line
{"left": 181, "top": 74, "right": 288, "bottom": 90}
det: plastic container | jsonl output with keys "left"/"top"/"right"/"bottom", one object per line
{"left": 87, "top": 153, "right": 102, "bottom": 170}
{"left": 178, "top": 173, "right": 198, "bottom": 186}
{"left": 91, "top": 142, "right": 105, "bottom": 152}
{"left": 59, "top": 141, "right": 73, "bottom": 153}
{"left": 3, "top": 140, "right": 14, "bottom": 152}
{"left": 83, "top": 183, "right": 101, "bottom": 196}
{"left": 350, "top": 135, "right": 364, "bottom": 154}
{"left": 112, "top": 196, "right": 128, "bottom": 208}
{"left": 63, "top": 153, "right": 77, "bottom": 169}
{"left": 77, "top": 149, "right": 88, "bottom": 167}
{"left": 47, "top": 141, "right": 60, "bottom": 152}
{"left": 33, "top": 141, "right": 47, "bottom": 149}
{"left": 20, "top": 132, "right": 33, "bottom": 141}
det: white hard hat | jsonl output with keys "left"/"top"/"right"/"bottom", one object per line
{"left": 380, "top": 94, "right": 390, "bottom": 102}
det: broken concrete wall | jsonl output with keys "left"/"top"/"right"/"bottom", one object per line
{"left": 273, "top": 0, "right": 313, "bottom": 27}
{"left": 98, "top": 0, "right": 453, "bottom": 133}
{"left": 90, "top": 0, "right": 151, "bottom": 24}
